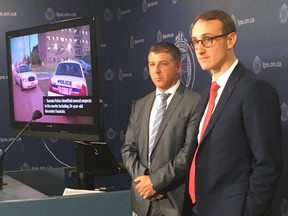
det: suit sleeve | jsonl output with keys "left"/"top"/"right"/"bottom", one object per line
{"left": 121, "top": 100, "right": 148, "bottom": 179}
{"left": 243, "top": 80, "right": 282, "bottom": 215}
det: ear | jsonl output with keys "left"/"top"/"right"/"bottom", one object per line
{"left": 227, "top": 32, "right": 237, "bottom": 49}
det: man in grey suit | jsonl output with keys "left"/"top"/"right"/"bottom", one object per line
{"left": 122, "top": 42, "right": 200, "bottom": 216}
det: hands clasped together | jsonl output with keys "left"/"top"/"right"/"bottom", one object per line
{"left": 134, "top": 175, "right": 164, "bottom": 201}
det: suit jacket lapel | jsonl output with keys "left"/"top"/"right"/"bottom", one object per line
{"left": 150, "top": 84, "right": 185, "bottom": 154}
{"left": 142, "top": 92, "right": 156, "bottom": 165}
{"left": 200, "top": 63, "right": 243, "bottom": 144}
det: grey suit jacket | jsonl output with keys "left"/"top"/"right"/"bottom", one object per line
{"left": 122, "top": 84, "right": 200, "bottom": 216}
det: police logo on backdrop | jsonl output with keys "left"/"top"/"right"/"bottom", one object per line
{"left": 279, "top": 4, "right": 288, "bottom": 24}
{"left": 107, "top": 128, "right": 116, "bottom": 140}
{"left": 231, "top": 14, "right": 238, "bottom": 26}
{"left": 103, "top": 9, "right": 113, "bottom": 21}
{"left": 143, "top": 66, "right": 149, "bottom": 80}
{"left": 281, "top": 102, "right": 288, "bottom": 122}
{"left": 45, "top": 8, "right": 55, "bottom": 21}
{"left": 130, "top": 36, "right": 144, "bottom": 48}
{"left": 253, "top": 56, "right": 262, "bottom": 74}
{"left": 117, "top": 7, "right": 131, "bottom": 20}
{"left": 119, "top": 69, "right": 123, "bottom": 81}
{"left": 157, "top": 30, "right": 174, "bottom": 42}
{"left": 118, "top": 69, "right": 132, "bottom": 81}
{"left": 120, "top": 130, "right": 125, "bottom": 142}
{"left": 142, "top": 0, "right": 148, "bottom": 13}
{"left": 130, "top": 36, "right": 135, "bottom": 48}
{"left": 231, "top": 14, "right": 255, "bottom": 26}
{"left": 20, "top": 162, "right": 31, "bottom": 170}
{"left": 142, "top": 0, "right": 158, "bottom": 13}
{"left": 171, "top": 0, "right": 178, "bottom": 4}
{"left": 45, "top": 8, "right": 77, "bottom": 20}
{"left": 157, "top": 30, "right": 163, "bottom": 42}
{"left": 104, "top": 68, "right": 114, "bottom": 81}
{"left": 49, "top": 138, "right": 58, "bottom": 143}
{"left": 175, "top": 31, "right": 196, "bottom": 89}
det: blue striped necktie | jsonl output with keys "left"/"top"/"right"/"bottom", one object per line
{"left": 148, "top": 93, "right": 171, "bottom": 166}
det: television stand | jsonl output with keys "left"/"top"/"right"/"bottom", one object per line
{"left": 71, "top": 141, "right": 126, "bottom": 190}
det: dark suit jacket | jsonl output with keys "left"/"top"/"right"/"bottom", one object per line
{"left": 122, "top": 84, "right": 200, "bottom": 216}
{"left": 182, "top": 62, "right": 282, "bottom": 216}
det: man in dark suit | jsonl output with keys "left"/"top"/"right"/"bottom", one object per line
{"left": 122, "top": 42, "right": 200, "bottom": 216}
{"left": 182, "top": 10, "right": 283, "bottom": 216}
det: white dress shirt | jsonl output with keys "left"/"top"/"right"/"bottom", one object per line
{"left": 198, "top": 59, "right": 239, "bottom": 142}
{"left": 149, "top": 80, "right": 180, "bottom": 139}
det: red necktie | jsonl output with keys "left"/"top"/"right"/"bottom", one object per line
{"left": 189, "top": 81, "right": 220, "bottom": 204}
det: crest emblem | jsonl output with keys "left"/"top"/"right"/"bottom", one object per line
{"left": 142, "top": 0, "right": 148, "bottom": 13}
{"left": 130, "top": 36, "right": 135, "bottom": 48}
{"left": 253, "top": 56, "right": 262, "bottom": 74}
{"left": 157, "top": 30, "right": 162, "bottom": 42}
{"left": 107, "top": 128, "right": 116, "bottom": 140}
{"left": 281, "top": 103, "right": 288, "bottom": 122}
{"left": 103, "top": 9, "right": 113, "bottom": 21}
{"left": 120, "top": 130, "right": 125, "bottom": 142}
{"left": 143, "top": 66, "right": 149, "bottom": 80}
{"left": 119, "top": 69, "right": 123, "bottom": 81}
{"left": 279, "top": 4, "right": 288, "bottom": 24}
{"left": 175, "top": 31, "right": 196, "bottom": 89}
{"left": 45, "top": 8, "right": 55, "bottom": 21}
{"left": 231, "top": 14, "right": 238, "bottom": 26}
{"left": 104, "top": 69, "right": 114, "bottom": 81}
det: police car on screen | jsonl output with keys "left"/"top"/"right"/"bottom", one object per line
{"left": 48, "top": 60, "right": 88, "bottom": 96}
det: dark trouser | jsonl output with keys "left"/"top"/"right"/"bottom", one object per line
{"left": 191, "top": 203, "right": 198, "bottom": 216}
{"left": 147, "top": 201, "right": 164, "bottom": 216}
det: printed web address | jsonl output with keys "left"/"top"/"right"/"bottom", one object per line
{"left": 0, "top": 137, "right": 22, "bottom": 143}
{"left": 262, "top": 62, "right": 282, "bottom": 69}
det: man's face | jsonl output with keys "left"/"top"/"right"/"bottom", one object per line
{"left": 148, "top": 52, "right": 181, "bottom": 92}
{"left": 192, "top": 19, "right": 234, "bottom": 74}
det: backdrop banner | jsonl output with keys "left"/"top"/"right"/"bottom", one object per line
{"left": 0, "top": 1, "right": 287, "bottom": 215}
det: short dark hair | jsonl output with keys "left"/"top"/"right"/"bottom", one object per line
{"left": 193, "top": 10, "right": 236, "bottom": 34}
{"left": 149, "top": 42, "right": 181, "bottom": 63}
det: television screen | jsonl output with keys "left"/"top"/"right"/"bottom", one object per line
{"left": 5, "top": 17, "right": 104, "bottom": 141}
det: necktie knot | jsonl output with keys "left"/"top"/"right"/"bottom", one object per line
{"left": 159, "top": 93, "right": 171, "bottom": 101}
{"left": 210, "top": 81, "right": 220, "bottom": 92}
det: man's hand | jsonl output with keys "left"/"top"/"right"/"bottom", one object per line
{"left": 134, "top": 175, "right": 156, "bottom": 199}
{"left": 149, "top": 193, "right": 164, "bottom": 201}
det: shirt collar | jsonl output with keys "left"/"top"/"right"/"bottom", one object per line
{"left": 155, "top": 80, "right": 180, "bottom": 96}
{"left": 213, "top": 59, "right": 238, "bottom": 87}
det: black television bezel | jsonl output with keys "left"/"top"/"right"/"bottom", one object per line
{"left": 5, "top": 16, "right": 104, "bottom": 142}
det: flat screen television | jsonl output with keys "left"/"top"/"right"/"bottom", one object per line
{"left": 5, "top": 16, "right": 104, "bottom": 141}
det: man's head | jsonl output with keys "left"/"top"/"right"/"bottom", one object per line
{"left": 193, "top": 10, "right": 236, "bottom": 36}
{"left": 148, "top": 42, "right": 181, "bottom": 92}
{"left": 191, "top": 10, "right": 237, "bottom": 77}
